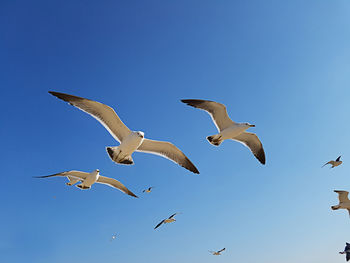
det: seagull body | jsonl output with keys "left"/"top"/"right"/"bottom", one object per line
{"left": 154, "top": 213, "right": 179, "bottom": 230}
{"left": 181, "top": 99, "right": 265, "bottom": 165}
{"left": 323, "top": 156, "right": 342, "bottom": 168}
{"left": 209, "top": 248, "right": 226, "bottom": 255}
{"left": 110, "top": 234, "right": 117, "bottom": 241}
{"left": 34, "top": 169, "right": 137, "bottom": 197}
{"left": 339, "top": 243, "right": 350, "bottom": 261}
{"left": 143, "top": 187, "right": 153, "bottom": 193}
{"left": 332, "top": 190, "right": 350, "bottom": 216}
{"left": 49, "top": 91, "right": 199, "bottom": 174}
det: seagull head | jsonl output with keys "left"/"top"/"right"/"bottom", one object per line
{"left": 136, "top": 131, "right": 144, "bottom": 138}
{"left": 243, "top": 122, "right": 255, "bottom": 128}
{"left": 95, "top": 169, "right": 100, "bottom": 173}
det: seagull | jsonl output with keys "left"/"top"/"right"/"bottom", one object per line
{"left": 339, "top": 243, "right": 350, "bottom": 261}
{"left": 34, "top": 169, "right": 138, "bottom": 197}
{"left": 154, "top": 213, "right": 179, "bottom": 230}
{"left": 331, "top": 190, "right": 350, "bottom": 217}
{"left": 110, "top": 234, "right": 117, "bottom": 241}
{"left": 322, "top": 156, "right": 342, "bottom": 168}
{"left": 49, "top": 92, "right": 199, "bottom": 174}
{"left": 181, "top": 99, "right": 265, "bottom": 165}
{"left": 143, "top": 187, "right": 154, "bottom": 193}
{"left": 209, "top": 248, "right": 226, "bottom": 255}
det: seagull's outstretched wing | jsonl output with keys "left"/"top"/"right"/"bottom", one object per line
{"left": 232, "top": 132, "right": 266, "bottom": 165}
{"left": 168, "top": 213, "right": 178, "bottom": 219}
{"left": 208, "top": 250, "right": 215, "bottom": 254}
{"left": 97, "top": 176, "right": 138, "bottom": 198}
{"left": 181, "top": 99, "right": 234, "bottom": 131}
{"left": 137, "top": 139, "right": 199, "bottom": 174}
{"left": 49, "top": 91, "right": 131, "bottom": 143}
{"left": 335, "top": 190, "right": 350, "bottom": 202}
{"left": 322, "top": 161, "right": 332, "bottom": 168}
{"left": 34, "top": 170, "right": 89, "bottom": 180}
{"left": 154, "top": 219, "right": 165, "bottom": 230}
{"left": 336, "top": 156, "right": 342, "bottom": 162}
{"left": 218, "top": 248, "right": 226, "bottom": 253}
{"left": 345, "top": 243, "right": 350, "bottom": 253}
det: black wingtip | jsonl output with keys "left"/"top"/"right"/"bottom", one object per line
{"left": 49, "top": 91, "right": 84, "bottom": 104}
{"left": 181, "top": 99, "right": 202, "bottom": 106}
{"left": 186, "top": 160, "right": 200, "bottom": 174}
{"left": 130, "top": 192, "right": 138, "bottom": 198}
{"left": 256, "top": 148, "right": 266, "bottom": 165}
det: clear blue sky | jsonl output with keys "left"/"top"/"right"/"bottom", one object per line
{"left": 1, "top": 0, "right": 350, "bottom": 262}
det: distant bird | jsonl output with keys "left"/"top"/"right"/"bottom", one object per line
{"left": 181, "top": 99, "right": 265, "bottom": 165}
{"left": 34, "top": 169, "right": 137, "bottom": 198}
{"left": 143, "top": 187, "right": 154, "bottom": 193}
{"left": 322, "top": 156, "right": 342, "bottom": 168}
{"left": 154, "top": 213, "right": 179, "bottom": 230}
{"left": 339, "top": 243, "right": 350, "bottom": 261}
{"left": 209, "top": 248, "right": 226, "bottom": 255}
{"left": 49, "top": 91, "right": 199, "bottom": 174}
{"left": 110, "top": 234, "right": 117, "bottom": 241}
{"left": 332, "top": 190, "right": 350, "bottom": 217}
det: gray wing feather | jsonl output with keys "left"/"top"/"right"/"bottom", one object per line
{"left": 34, "top": 170, "right": 89, "bottom": 180}
{"left": 49, "top": 91, "right": 131, "bottom": 142}
{"left": 97, "top": 176, "right": 138, "bottom": 198}
{"left": 232, "top": 132, "right": 266, "bottom": 165}
{"left": 137, "top": 139, "right": 199, "bottom": 174}
{"left": 181, "top": 99, "right": 234, "bottom": 131}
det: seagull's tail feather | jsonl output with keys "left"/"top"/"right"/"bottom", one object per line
{"left": 106, "top": 146, "right": 134, "bottom": 165}
{"left": 207, "top": 134, "right": 223, "bottom": 146}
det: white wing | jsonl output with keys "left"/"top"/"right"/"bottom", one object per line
{"left": 137, "top": 139, "right": 199, "bottom": 174}
{"left": 181, "top": 99, "right": 234, "bottom": 131}
{"left": 97, "top": 176, "right": 138, "bottom": 198}
{"left": 232, "top": 132, "right": 266, "bottom": 165}
{"left": 49, "top": 91, "right": 131, "bottom": 143}
{"left": 335, "top": 190, "right": 350, "bottom": 202}
{"left": 34, "top": 170, "right": 89, "bottom": 180}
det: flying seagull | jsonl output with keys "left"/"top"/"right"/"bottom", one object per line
{"left": 331, "top": 190, "right": 350, "bottom": 217}
{"left": 49, "top": 91, "right": 199, "bottom": 174}
{"left": 322, "top": 156, "right": 342, "bottom": 168}
{"left": 181, "top": 99, "right": 265, "bottom": 164}
{"left": 154, "top": 213, "right": 179, "bottom": 230}
{"left": 34, "top": 169, "right": 137, "bottom": 198}
{"left": 339, "top": 243, "right": 350, "bottom": 261}
{"left": 143, "top": 187, "right": 154, "bottom": 193}
{"left": 209, "top": 248, "right": 226, "bottom": 255}
{"left": 110, "top": 234, "right": 117, "bottom": 241}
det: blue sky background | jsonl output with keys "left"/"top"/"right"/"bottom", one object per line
{"left": 1, "top": 0, "right": 350, "bottom": 262}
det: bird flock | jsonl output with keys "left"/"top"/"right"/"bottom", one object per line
{"left": 35, "top": 91, "right": 346, "bottom": 259}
